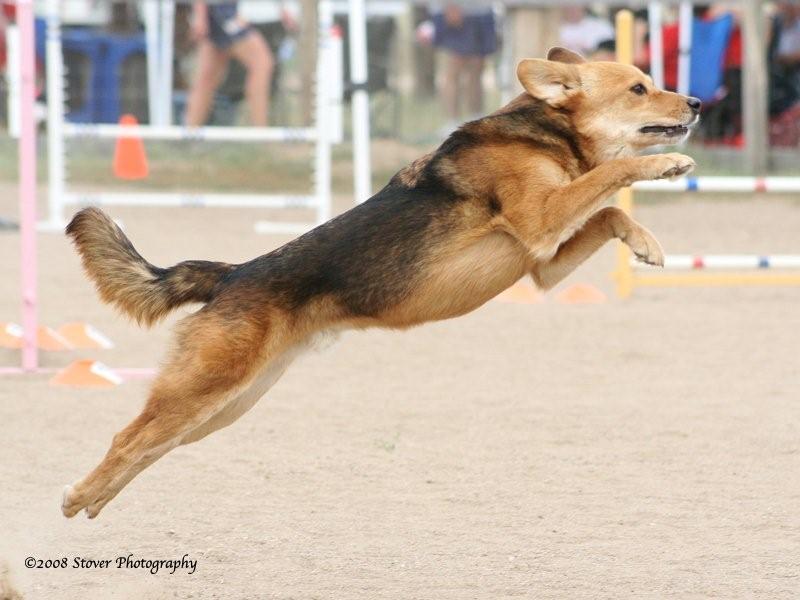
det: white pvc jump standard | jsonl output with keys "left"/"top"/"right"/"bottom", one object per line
{"left": 256, "top": 0, "right": 338, "bottom": 235}
{"left": 42, "top": 0, "right": 342, "bottom": 236}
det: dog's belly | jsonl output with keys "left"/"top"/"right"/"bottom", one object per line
{"left": 379, "top": 231, "right": 531, "bottom": 327}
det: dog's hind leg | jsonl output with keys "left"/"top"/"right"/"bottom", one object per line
{"left": 81, "top": 342, "right": 306, "bottom": 517}
{"left": 62, "top": 310, "right": 292, "bottom": 518}
{"left": 531, "top": 207, "right": 663, "bottom": 290}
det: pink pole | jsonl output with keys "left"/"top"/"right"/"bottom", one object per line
{"left": 18, "top": 0, "right": 38, "bottom": 371}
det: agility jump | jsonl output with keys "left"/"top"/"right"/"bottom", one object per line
{"left": 613, "top": 10, "right": 800, "bottom": 298}
{"left": 41, "top": 0, "right": 342, "bottom": 236}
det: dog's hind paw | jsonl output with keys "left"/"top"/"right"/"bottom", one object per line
{"left": 61, "top": 484, "right": 84, "bottom": 519}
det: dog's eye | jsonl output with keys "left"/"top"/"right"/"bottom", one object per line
{"left": 630, "top": 83, "right": 647, "bottom": 96}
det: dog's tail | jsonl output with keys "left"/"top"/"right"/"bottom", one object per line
{"left": 66, "top": 207, "right": 236, "bottom": 327}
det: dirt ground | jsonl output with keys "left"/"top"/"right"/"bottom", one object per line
{"left": 1, "top": 187, "right": 799, "bottom": 599}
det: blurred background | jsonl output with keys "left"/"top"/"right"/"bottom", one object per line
{"left": 2, "top": 5, "right": 800, "bottom": 599}
{"left": 0, "top": 0, "right": 798, "bottom": 201}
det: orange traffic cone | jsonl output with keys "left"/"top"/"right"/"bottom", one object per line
{"left": 37, "top": 326, "right": 74, "bottom": 351}
{"left": 58, "top": 322, "right": 114, "bottom": 350}
{"left": 50, "top": 360, "right": 123, "bottom": 388}
{"left": 113, "top": 114, "right": 148, "bottom": 180}
{"left": 555, "top": 283, "right": 607, "bottom": 305}
{"left": 494, "top": 281, "right": 544, "bottom": 305}
{"left": 0, "top": 322, "right": 24, "bottom": 348}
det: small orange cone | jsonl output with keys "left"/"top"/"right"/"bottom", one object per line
{"left": 555, "top": 283, "right": 607, "bottom": 305}
{"left": 0, "top": 322, "right": 24, "bottom": 349}
{"left": 37, "top": 326, "right": 74, "bottom": 351}
{"left": 494, "top": 281, "right": 544, "bottom": 305}
{"left": 113, "top": 114, "right": 149, "bottom": 180}
{"left": 50, "top": 360, "right": 123, "bottom": 388}
{"left": 58, "top": 322, "right": 114, "bottom": 350}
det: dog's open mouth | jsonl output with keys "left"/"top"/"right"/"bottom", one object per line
{"left": 639, "top": 124, "right": 690, "bottom": 137}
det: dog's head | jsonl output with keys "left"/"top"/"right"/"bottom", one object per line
{"left": 517, "top": 48, "right": 700, "bottom": 161}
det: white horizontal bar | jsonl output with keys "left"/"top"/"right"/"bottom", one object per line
{"left": 63, "top": 123, "right": 317, "bottom": 143}
{"left": 633, "top": 177, "right": 800, "bottom": 193}
{"left": 770, "top": 256, "right": 800, "bottom": 268}
{"left": 254, "top": 221, "right": 317, "bottom": 235}
{"left": 635, "top": 255, "right": 800, "bottom": 269}
{"left": 64, "top": 192, "right": 318, "bottom": 209}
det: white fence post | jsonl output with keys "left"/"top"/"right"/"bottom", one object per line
{"left": 677, "top": 1, "right": 693, "bottom": 96}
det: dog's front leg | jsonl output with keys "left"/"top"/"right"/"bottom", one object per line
{"left": 503, "top": 153, "right": 694, "bottom": 258}
{"left": 531, "top": 207, "right": 663, "bottom": 290}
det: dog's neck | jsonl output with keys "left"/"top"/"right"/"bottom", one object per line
{"left": 486, "top": 93, "right": 632, "bottom": 172}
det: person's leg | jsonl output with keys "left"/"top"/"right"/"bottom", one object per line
{"left": 442, "top": 52, "right": 465, "bottom": 122}
{"left": 185, "top": 40, "right": 230, "bottom": 127}
{"left": 229, "top": 30, "right": 274, "bottom": 126}
{"left": 463, "top": 55, "right": 485, "bottom": 116}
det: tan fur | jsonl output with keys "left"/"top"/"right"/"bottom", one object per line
{"left": 62, "top": 48, "right": 698, "bottom": 518}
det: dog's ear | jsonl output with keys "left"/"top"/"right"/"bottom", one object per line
{"left": 547, "top": 47, "right": 586, "bottom": 65}
{"left": 517, "top": 59, "right": 581, "bottom": 108}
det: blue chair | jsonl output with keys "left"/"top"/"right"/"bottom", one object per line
{"left": 689, "top": 14, "right": 734, "bottom": 103}
{"left": 36, "top": 23, "right": 147, "bottom": 124}
{"left": 60, "top": 29, "right": 105, "bottom": 123}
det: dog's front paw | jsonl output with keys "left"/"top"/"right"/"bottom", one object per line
{"left": 622, "top": 224, "right": 664, "bottom": 267}
{"left": 638, "top": 153, "right": 696, "bottom": 181}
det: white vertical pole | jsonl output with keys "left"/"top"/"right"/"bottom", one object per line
{"left": 327, "top": 24, "right": 344, "bottom": 145}
{"left": 45, "top": 0, "right": 66, "bottom": 229}
{"left": 315, "top": 0, "right": 333, "bottom": 224}
{"left": 144, "top": 0, "right": 160, "bottom": 124}
{"left": 7, "top": 24, "right": 20, "bottom": 138}
{"left": 677, "top": 0, "right": 693, "bottom": 96}
{"left": 648, "top": 1, "right": 664, "bottom": 89}
{"left": 18, "top": 0, "right": 38, "bottom": 371}
{"left": 158, "top": 0, "right": 175, "bottom": 125}
{"left": 348, "top": 0, "right": 372, "bottom": 203}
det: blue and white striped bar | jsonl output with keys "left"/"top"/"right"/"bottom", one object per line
{"left": 63, "top": 123, "right": 317, "bottom": 143}
{"left": 635, "top": 255, "right": 800, "bottom": 269}
{"left": 633, "top": 177, "right": 800, "bottom": 193}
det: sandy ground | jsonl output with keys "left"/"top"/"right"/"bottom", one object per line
{"left": 1, "top": 187, "right": 799, "bottom": 599}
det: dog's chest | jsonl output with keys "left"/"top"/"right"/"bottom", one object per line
{"left": 384, "top": 231, "right": 530, "bottom": 326}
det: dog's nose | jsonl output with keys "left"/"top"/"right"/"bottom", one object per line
{"left": 687, "top": 97, "right": 702, "bottom": 113}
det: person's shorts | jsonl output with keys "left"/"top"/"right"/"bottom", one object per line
{"left": 433, "top": 11, "right": 497, "bottom": 57}
{"left": 208, "top": 3, "right": 252, "bottom": 50}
